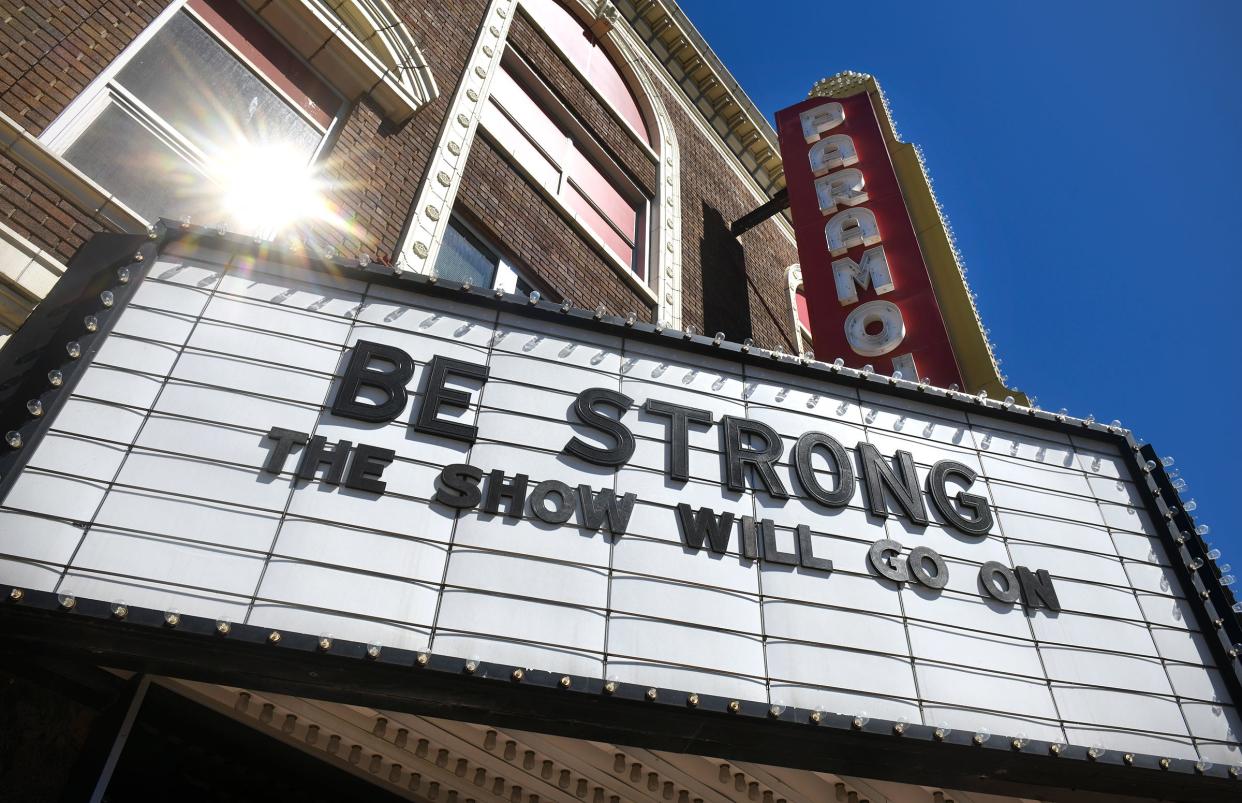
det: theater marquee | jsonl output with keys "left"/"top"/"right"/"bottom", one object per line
{"left": 0, "top": 227, "right": 1238, "bottom": 798}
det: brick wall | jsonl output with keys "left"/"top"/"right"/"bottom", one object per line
{"left": 650, "top": 77, "right": 800, "bottom": 352}
{"left": 455, "top": 132, "right": 653, "bottom": 317}
{"left": 293, "top": 0, "right": 490, "bottom": 260}
{"left": 0, "top": 1, "right": 172, "bottom": 134}
{"left": 0, "top": 0, "right": 799, "bottom": 354}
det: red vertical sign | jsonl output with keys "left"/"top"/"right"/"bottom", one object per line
{"left": 776, "top": 94, "right": 963, "bottom": 388}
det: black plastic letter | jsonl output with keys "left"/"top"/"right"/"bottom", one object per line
{"left": 331, "top": 340, "right": 415, "bottom": 423}
{"left": 483, "top": 470, "right": 528, "bottom": 518}
{"left": 530, "top": 480, "right": 575, "bottom": 524}
{"left": 563, "top": 388, "right": 635, "bottom": 466}
{"left": 1016, "top": 566, "right": 1061, "bottom": 612}
{"left": 868, "top": 539, "right": 909, "bottom": 582}
{"left": 857, "top": 442, "right": 929, "bottom": 525}
{"left": 643, "top": 399, "right": 712, "bottom": 481}
{"left": 793, "top": 431, "right": 854, "bottom": 507}
{"left": 577, "top": 485, "right": 636, "bottom": 537}
{"left": 434, "top": 464, "right": 483, "bottom": 509}
{"left": 675, "top": 504, "right": 735, "bottom": 554}
{"left": 722, "top": 416, "right": 788, "bottom": 498}
{"left": 414, "top": 355, "right": 489, "bottom": 443}
{"left": 296, "top": 436, "right": 351, "bottom": 485}
{"left": 796, "top": 525, "right": 833, "bottom": 572}
{"left": 263, "top": 427, "right": 308, "bottom": 474}
{"left": 343, "top": 443, "right": 395, "bottom": 494}
{"left": 907, "top": 546, "right": 948, "bottom": 589}
{"left": 761, "top": 520, "right": 798, "bottom": 565}
{"left": 979, "top": 561, "right": 1020, "bottom": 603}
{"left": 928, "top": 460, "right": 993, "bottom": 536}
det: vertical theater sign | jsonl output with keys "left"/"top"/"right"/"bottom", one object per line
{"left": 0, "top": 225, "right": 1239, "bottom": 800}
{"left": 775, "top": 74, "right": 1008, "bottom": 397}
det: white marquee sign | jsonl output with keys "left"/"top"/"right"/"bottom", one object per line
{"left": 1, "top": 240, "right": 1237, "bottom": 770}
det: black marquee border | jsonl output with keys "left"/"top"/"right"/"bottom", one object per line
{"left": 0, "top": 223, "right": 1237, "bottom": 801}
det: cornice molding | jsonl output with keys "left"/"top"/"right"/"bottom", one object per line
{"left": 616, "top": 0, "right": 785, "bottom": 199}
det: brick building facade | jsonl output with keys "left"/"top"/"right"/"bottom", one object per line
{"left": 0, "top": 0, "right": 803, "bottom": 357}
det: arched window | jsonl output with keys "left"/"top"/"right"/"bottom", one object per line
{"left": 519, "top": 0, "right": 651, "bottom": 145}
{"left": 479, "top": 0, "right": 658, "bottom": 281}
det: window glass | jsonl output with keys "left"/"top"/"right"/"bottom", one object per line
{"left": 63, "top": 103, "right": 208, "bottom": 223}
{"left": 520, "top": 0, "right": 650, "bottom": 145}
{"left": 483, "top": 61, "right": 644, "bottom": 275}
{"left": 796, "top": 285, "right": 812, "bottom": 333}
{"left": 435, "top": 219, "right": 499, "bottom": 288}
{"left": 115, "top": 12, "right": 321, "bottom": 162}
{"left": 51, "top": 2, "right": 340, "bottom": 236}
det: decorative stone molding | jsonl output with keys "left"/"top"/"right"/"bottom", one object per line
{"left": 589, "top": 0, "right": 620, "bottom": 38}
{"left": 608, "top": 30, "right": 684, "bottom": 327}
{"left": 0, "top": 110, "right": 147, "bottom": 236}
{"left": 243, "top": 0, "right": 439, "bottom": 125}
{"left": 615, "top": 0, "right": 786, "bottom": 201}
{"left": 395, "top": 0, "right": 518, "bottom": 275}
{"left": 0, "top": 220, "right": 71, "bottom": 348}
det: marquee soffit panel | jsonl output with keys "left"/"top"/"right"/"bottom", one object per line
{"left": 242, "top": 0, "right": 439, "bottom": 125}
{"left": 0, "top": 225, "right": 1238, "bottom": 802}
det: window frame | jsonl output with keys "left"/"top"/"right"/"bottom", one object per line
{"left": 40, "top": 0, "right": 348, "bottom": 225}
{"left": 482, "top": 46, "right": 652, "bottom": 290}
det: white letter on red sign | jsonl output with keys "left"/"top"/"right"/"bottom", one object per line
{"left": 832, "top": 246, "right": 894, "bottom": 306}
{"left": 844, "top": 300, "right": 907, "bottom": 357}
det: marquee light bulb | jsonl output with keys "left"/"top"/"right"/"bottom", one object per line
{"left": 1208, "top": 549, "right": 1222, "bottom": 560}
{"left": 1234, "top": 602, "right": 1242, "bottom": 614}
{"left": 26, "top": 399, "right": 42, "bottom": 417}
{"left": 1003, "top": 396, "right": 1014, "bottom": 409}
{"left": 1185, "top": 499, "right": 1198, "bottom": 512}
{"left": 528, "top": 291, "right": 540, "bottom": 305}
{"left": 116, "top": 266, "right": 130, "bottom": 284}
{"left": 1197, "top": 525, "right": 1210, "bottom": 536}
{"left": 5, "top": 431, "right": 21, "bottom": 448}
{"left": 1222, "top": 575, "right": 1236, "bottom": 586}
{"left": 1145, "top": 460, "right": 1156, "bottom": 472}
{"left": 100, "top": 290, "right": 114, "bottom": 307}
{"left": 861, "top": 364, "right": 873, "bottom": 374}
{"left": 972, "top": 728, "right": 991, "bottom": 745}
{"left": 83, "top": 315, "right": 98, "bottom": 332}
{"left": 1162, "top": 456, "right": 1175, "bottom": 467}
{"left": 47, "top": 369, "right": 63, "bottom": 387}
{"left": 66, "top": 341, "right": 81, "bottom": 359}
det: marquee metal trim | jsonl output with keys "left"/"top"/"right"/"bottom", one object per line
{"left": 0, "top": 223, "right": 1238, "bottom": 802}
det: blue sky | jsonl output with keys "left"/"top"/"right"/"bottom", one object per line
{"left": 679, "top": 0, "right": 1242, "bottom": 564}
